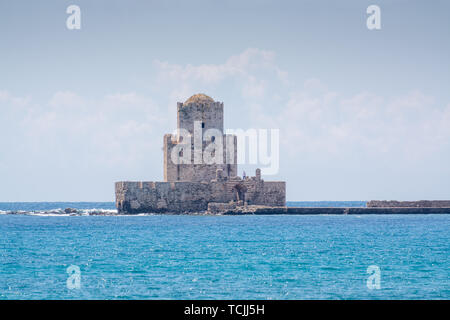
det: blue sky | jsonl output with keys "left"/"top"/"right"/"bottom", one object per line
{"left": 1, "top": 0, "right": 450, "bottom": 201}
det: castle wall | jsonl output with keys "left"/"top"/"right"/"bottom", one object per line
{"left": 116, "top": 175, "right": 286, "bottom": 214}
{"left": 229, "top": 180, "right": 285, "bottom": 206}
{"left": 247, "top": 181, "right": 286, "bottom": 206}
{"left": 163, "top": 130, "right": 237, "bottom": 182}
{"left": 116, "top": 181, "right": 211, "bottom": 214}
{"left": 163, "top": 134, "right": 177, "bottom": 182}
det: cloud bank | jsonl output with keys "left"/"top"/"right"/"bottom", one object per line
{"left": 1, "top": 48, "right": 450, "bottom": 200}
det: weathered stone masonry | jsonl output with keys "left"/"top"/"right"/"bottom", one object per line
{"left": 115, "top": 94, "right": 286, "bottom": 214}
{"left": 115, "top": 175, "right": 285, "bottom": 214}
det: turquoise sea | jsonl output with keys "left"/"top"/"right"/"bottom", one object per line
{"left": 0, "top": 202, "right": 449, "bottom": 299}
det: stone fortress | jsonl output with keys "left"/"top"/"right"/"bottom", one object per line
{"left": 115, "top": 94, "right": 286, "bottom": 214}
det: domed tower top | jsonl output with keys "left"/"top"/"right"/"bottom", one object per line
{"left": 184, "top": 93, "right": 215, "bottom": 105}
{"left": 176, "top": 93, "right": 224, "bottom": 135}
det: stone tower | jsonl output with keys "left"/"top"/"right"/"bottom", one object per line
{"left": 163, "top": 94, "right": 237, "bottom": 182}
{"left": 116, "top": 93, "right": 286, "bottom": 214}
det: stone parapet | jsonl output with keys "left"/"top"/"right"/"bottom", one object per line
{"left": 116, "top": 174, "right": 286, "bottom": 214}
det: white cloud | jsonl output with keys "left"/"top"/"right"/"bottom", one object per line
{"left": 272, "top": 87, "right": 450, "bottom": 159}
{"left": 152, "top": 50, "right": 450, "bottom": 201}
{"left": 1, "top": 90, "right": 167, "bottom": 179}
{"left": 153, "top": 48, "right": 288, "bottom": 107}
{"left": 1, "top": 48, "right": 450, "bottom": 200}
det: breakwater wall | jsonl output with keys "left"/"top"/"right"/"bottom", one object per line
{"left": 223, "top": 207, "right": 450, "bottom": 215}
{"left": 367, "top": 200, "right": 450, "bottom": 208}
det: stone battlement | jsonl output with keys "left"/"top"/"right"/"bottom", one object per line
{"left": 116, "top": 170, "right": 285, "bottom": 214}
{"left": 115, "top": 94, "right": 286, "bottom": 214}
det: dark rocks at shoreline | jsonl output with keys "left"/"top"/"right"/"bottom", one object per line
{"left": 0, "top": 208, "right": 118, "bottom": 216}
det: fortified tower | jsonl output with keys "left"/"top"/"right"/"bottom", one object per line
{"left": 163, "top": 94, "right": 237, "bottom": 182}
{"left": 115, "top": 93, "right": 286, "bottom": 214}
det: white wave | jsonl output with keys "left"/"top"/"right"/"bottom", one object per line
{"left": 29, "top": 213, "right": 71, "bottom": 217}
{"left": 80, "top": 208, "right": 118, "bottom": 215}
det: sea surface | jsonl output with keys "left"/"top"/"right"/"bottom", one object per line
{"left": 0, "top": 201, "right": 366, "bottom": 214}
{"left": 0, "top": 202, "right": 449, "bottom": 299}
